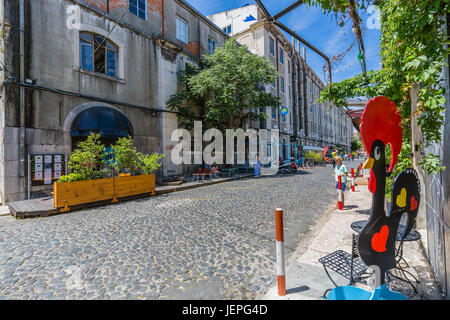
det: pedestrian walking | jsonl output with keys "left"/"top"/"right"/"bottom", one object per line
{"left": 334, "top": 156, "right": 348, "bottom": 208}
{"left": 254, "top": 154, "right": 261, "bottom": 178}
{"left": 332, "top": 150, "right": 337, "bottom": 168}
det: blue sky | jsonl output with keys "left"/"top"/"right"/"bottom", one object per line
{"left": 185, "top": 0, "right": 382, "bottom": 84}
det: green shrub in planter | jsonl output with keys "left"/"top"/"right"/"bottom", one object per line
{"left": 108, "top": 136, "right": 164, "bottom": 176}
{"left": 57, "top": 173, "right": 86, "bottom": 183}
{"left": 58, "top": 134, "right": 164, "bottom": 183}
{"left": 59, "top": 133, "right": 107, "bottom": 182}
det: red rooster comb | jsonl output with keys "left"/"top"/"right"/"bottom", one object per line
{"left": 360, "top": 96, "right": 403, "bottom": 172}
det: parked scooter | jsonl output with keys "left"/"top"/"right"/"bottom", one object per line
{"left": 279, "top": 157, "right": 298, "bottom": 174}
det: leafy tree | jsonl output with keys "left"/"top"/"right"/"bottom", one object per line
{"left": 168, "top": 38, "right": 280, "bottom": 131}
{"left": 312, "top": 0, "right": 448, "bottom": 178}
{"left": 351, "top": 133, "right": 364, "bottom": 152}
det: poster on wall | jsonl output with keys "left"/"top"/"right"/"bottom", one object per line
{"left": 30, "top": 154, "right": 66, "bottom": 186}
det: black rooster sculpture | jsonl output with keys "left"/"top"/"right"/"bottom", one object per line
{"left": 358, "top": 96, "right": 421, "bottom": 288}
{"left": 326, "top": 96, "right": 421, "bottom": 300}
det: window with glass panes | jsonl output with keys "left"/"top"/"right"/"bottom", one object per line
{"left": 269, "top": 36, "right": 275, "bottom": 56}
{"left": 208, "top": 38, "right": 216, "bottom": 54}
{"left": 129, "top": 0, "right": 146, "bottom": 20}
{"left": 80, "top": 32, "right": 118, "bottom": 77}
{"left": 271, "top": 107, "right": 277, "bottom": 119}
{"left": 279, "top": 47, "right": 284, "bottom": 64}
{"left": 176, "top": 16, "right": 189, "bottom": 43}
{"left": 223, "top": 25, "right": 231, "bottom": 35}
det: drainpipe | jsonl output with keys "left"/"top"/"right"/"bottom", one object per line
{"left": 302, "top": 48, "right": 308, "bottom": 140}
{"left": 19, "top": 0, "right": 26, "bottom": 178}
{"left": 161, "top": 0, "right": 165, "bottom": 37}
{"left": 275, "top": 37, "right": 280, "bottom": 159}
{"left": 291, "top": 38, "right": 297, "bottom": 153}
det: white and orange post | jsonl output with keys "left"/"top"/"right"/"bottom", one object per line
{"left": 351, "top": 168, "right": 355, "bottom": 192}
{"left": 338, "top": 175, "right": 343, "bottom": 210}
{"left": 275, "top": 208, "right": 286, "bottom": 296}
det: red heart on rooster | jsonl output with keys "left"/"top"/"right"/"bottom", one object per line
{"left": 410, "top": 196, "right": 418, "bottom": 211}
{"left": 371, "top": 225, "right": 389, "bottom": 253}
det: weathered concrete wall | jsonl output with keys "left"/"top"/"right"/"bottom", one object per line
{"left": 1, "top": 0, "right": 162, "bottom": 202}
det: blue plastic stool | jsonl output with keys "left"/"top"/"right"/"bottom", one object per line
{"left": 326, "top": 284, "right": 407, "bottom": 300}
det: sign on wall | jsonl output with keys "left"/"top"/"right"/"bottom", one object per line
{"left": 30, "top": 154, "right": 66, "bottom": 186}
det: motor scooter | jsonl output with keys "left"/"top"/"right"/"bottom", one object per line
{"left": 279, "top": 157, "right": 298, "bottom": 174}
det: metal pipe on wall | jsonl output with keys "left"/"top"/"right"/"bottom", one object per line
{"left": 19, "top": 0, "right": 26, "bottom": 179}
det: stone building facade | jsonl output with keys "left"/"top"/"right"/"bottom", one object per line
{"left": 0, "top": 0, "right": 228, "bottom": 203}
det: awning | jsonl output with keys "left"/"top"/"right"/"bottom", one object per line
{"left": 71, "top": 107, "right": 133, "bottom": 138}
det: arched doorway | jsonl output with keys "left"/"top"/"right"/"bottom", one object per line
{"left": 70, "top": 106, "right": 133, "bottom": 149}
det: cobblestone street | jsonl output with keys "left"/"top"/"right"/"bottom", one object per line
{"left": 0, "top": 163, "right": 362, "bottom": 300}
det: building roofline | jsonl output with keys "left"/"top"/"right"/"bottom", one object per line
{"left": 176, "top": 0, "right": 231, "bottom": 39}
{"left": 207, "top": 3, "right": 258, "bottom": 18}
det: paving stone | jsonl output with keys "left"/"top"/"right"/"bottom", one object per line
{"left": 0, "top": 165, "right": 348, "bottom": 299}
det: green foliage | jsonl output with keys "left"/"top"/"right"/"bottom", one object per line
{"left": 419, "top": 154, "right": 446, "bottom": 175}
{"left": 138, "top": 152, "right": 165, "bottom": 175}
{"left": 66, "top": 133, "right": 106, "bottom": 181}
{"left": 385, "top": 143, "right": 413, "bottom": 201}
{"left": 58, "top": 133, "right": 163, "bottom": 183}
{"left": 108, "top": 136, "right": 141, "bottom": 176}
{"left": 168, "top": 38, "right": 280, "bottom": 131}
{"left": 305, "top": 151, "right": 323, "bottom": 163}
{"left": 56, "top": 173, "right": 87, "bottom": 183}
{"left": 108, "top": 136, "right": 164, "bottom": 176}
{"left": 315, "top": 0, "right": 448, "bottom": 183}
{"left": 351, "top": 133, "right": 364, "bottom": 152}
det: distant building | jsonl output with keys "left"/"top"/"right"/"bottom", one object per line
{"left": 208, "top": 4, "right": 354, "bottom": 157}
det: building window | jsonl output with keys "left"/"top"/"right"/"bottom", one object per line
{"left": 271, "top": 107, "right": 277, "bottom": 119}
{"left": 269, "top": 36, "right": 275, "bottom": 56}
{"left": 288, "top": 60, "right": 291, "bottom": 74}
{"left": 129, "top": 0, "right": 146, "bottom": 20}
{"left": 289, "top": 86, "right": 292, "bottom": 100}
{"left": 80, "top": 32, "right": 118, "bottom": 77}
{"left": 208, "top": 38, "right": 217, "bottom": 54}
{"left": 223, "top": 25, "right": 232, "bottom": 35}
{"left": 280, "top": 76, "right": 285, "bottom": 93}
{"left": 176, "top": 16, "right": 189, "bottom": 43}
{"left": 279, "top": 47, "right": 284, "bottom": 64}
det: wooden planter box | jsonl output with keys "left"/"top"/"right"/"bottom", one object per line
{"left": 54, "top": 174, "right": 156, "bottom": 213}
{"left": 114, "top": 174, "right": 156, "bottom": 200}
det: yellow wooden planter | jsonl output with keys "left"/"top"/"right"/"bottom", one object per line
{"left": 54, "top": 174, "right": 156, "bottom": 213}
{"left": 113, "top": 174, "right": 156, "bottom": 201}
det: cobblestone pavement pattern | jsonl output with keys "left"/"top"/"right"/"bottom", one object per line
{"left": 0, "top": 163, "right": 361, "bottom": 299}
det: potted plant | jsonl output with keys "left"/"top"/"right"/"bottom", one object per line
{"left": 54, "top": 134, "right": 163, "bottom": 212}
{"left": 109, "top": 136, "right": 163, "bottom": 200}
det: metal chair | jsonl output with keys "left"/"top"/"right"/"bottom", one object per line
{"left": 319, "top": 234, "right": 370, "bottom": 298}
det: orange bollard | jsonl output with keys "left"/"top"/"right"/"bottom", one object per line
{"left": 275, "top": 208, "right": 286, "bottom": 296}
